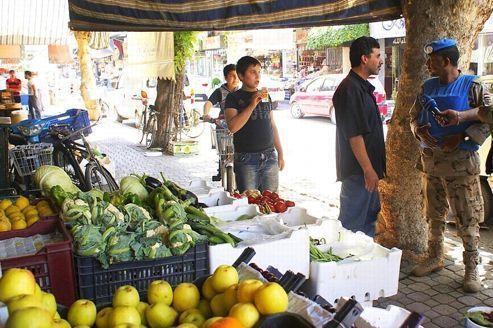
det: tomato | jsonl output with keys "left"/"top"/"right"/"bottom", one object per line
{"left": 285, "top": 200, "right": 295, "bottom": 207}
{"left": 247, "top": 196, "right": 257, "bottom": 204}
{"left": 274, "top": 200, "right": 287, "bottom": 213}
{"left": 269, "top": 192, "right": 279, "bottom": 201}
{"left": 233, "top": 192, "right": 242, "bottom": 199}
{"left": 262, "top": 190, "right": 272, "bottom": 198}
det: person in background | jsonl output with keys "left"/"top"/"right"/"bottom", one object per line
{"left": 203, "top": 64, "right": 240, "bottom": 181}
{"left": 25, "top": 71, "right": 44, "bottom": 119}
{"left": 224, "top": 56, "right": 284, "bottom": 193}
{"left": 409, "top": 38, "right": 491, "bottom": 293}
{"left": 333, "top": 36, "right": 385, "bottom": 238}
{"left": 6, "top": 70, "right": 21, "bottom": 103}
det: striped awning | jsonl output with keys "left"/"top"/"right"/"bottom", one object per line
{"left": 0, "top": 0, "right": 71, "bottom": 45}
{"left": 68, "top": 0, "right": 402, "bottom": 32}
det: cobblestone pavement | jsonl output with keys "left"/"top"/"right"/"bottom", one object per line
{"left": 88, "top": 118, "right": 493, "bottom": 328}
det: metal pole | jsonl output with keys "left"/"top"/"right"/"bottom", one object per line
{"left": 0, "top": 116, "right": 15, "bottom": 196}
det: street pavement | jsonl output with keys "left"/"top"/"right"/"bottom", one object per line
{"left": 86, "top": 101, "right": 493, "bottom": 327}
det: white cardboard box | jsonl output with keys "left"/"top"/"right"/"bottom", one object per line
{"left": 204, "top": 204, "right": 260, "bottom": 222}
{"left": 208, "top": 228, "right": 310, "bottom": 276}
{"left": 303, "top": 220, "right": 402, "bottom": 304}
{"left": 198, "top": 190, "right": 248, "bottom": 208}
{"left": 186, "top": 179, "right": 223, "bottom": 197}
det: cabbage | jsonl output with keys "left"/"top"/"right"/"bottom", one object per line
{"left": 120, "top": 175, "right": 148, "bottom": 201}
{"left": 34, "top": 165, "right": 80, "bottom": 195}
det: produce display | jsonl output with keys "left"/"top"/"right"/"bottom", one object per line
{"left": 309, "top": 238, "right": 344, "bottom": 263}
{"left": 243, "top": 190, "right": 295, "bottom": 214}
{"left": 0, "top": 197, "right": 56, "bottom": 231}
{"left": 37, "top": 169, "right": 241, "bottom": 268}
{"left": 0, "top": 265, "right": 289, "bottom": 328}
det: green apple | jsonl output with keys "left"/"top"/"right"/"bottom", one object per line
{"left": 108, "top": 306, "right": 141, "bottom": 327}
{"left": 113, "top": 285, "right": 140, "bottom": 307}
{"left": 198, "top": 299, "right": 212, "bottom": 318}
{"left": 146, "top": 302, "right": 178, "bottom": 328}
{"left": 5, "top": 306, "right": 53, "bottom": 328}
{"left": 52, "top": 318, "right": 71, "bottom": 328}
{"left": 172, "top": 283, "right": 200, "bottom": 312}
{"left": 136, "top": 301, "right": 149, "bottom": 326}
{"left": 147, "top": 280, "right": 173, "bottom": 305}
{"left": 40, "top": 292, "right": 57, "bottom": 317}
{"left": 179, "top": 308, "right": 205, "bottom": 327}
{"left": 7, "top": 294, "right": 44, "bottom": 315}
{"left": 95, "top": 307, "right": 113, "bottom": 328}
{"left": 67, "top": 299, "right": 97, "bottom": 327}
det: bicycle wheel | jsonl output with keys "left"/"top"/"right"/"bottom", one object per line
{"left": 145, "top": 114, "right": 158, "bottom": 148}
{"left": 53, "top": 146, "right": 86, "bottom": 190}
{"left": 184, "top": 109, "right": 205, "bottom": 138}
{"left": 84, "top": 162, "right": 119, "bottom": 192}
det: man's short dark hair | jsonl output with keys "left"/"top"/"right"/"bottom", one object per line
{"left": 434, "top": 46, "right": 460, "bottom": 67}
{"left": 25, "top": 71, "right": 32, "bottom": 77}
{"left": 223, "top": 64, "right": 236, "bottom": 77}
{"left": 349, "top": 36, "right": 380, "bottom": 68}
{"left": 8, "top": 70, "right": 14, "bottom": 74}
{"left": 236, "top": 56, "right": 261, "bottom": 76}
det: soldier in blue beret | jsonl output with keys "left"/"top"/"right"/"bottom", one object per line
{"left": 409, "top": 38, "right": 491, "bottom": 293}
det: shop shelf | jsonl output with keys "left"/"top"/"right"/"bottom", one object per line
{"left": 74, "top": 243, "right": 209, "bottom": 305}
{"left": 0, "top": 217, "right": 76, "bottom": 307}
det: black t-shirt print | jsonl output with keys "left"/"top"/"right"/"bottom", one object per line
{"left": 225, "top": 89, "right": 274, "bottom": 153}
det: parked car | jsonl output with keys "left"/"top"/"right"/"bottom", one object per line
{"left": 184, "top": 74, "right": 215, "bottom": 102}
{"left": 289, "top": 74, "right": 388, "bottom": 123}
{"left": 101, "top": 70, "right": 157, "bottom": 122}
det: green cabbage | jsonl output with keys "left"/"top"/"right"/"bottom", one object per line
{"left": 34, "top": 165, "right": 80, "bottom": 195}
{"left": 120, "top": 175, "right": 149, "bottom": 201}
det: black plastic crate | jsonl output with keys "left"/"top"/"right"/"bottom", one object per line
{"left": 74, "top": 243, "right": 209, "bottom": 305}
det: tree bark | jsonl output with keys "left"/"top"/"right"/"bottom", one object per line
{"left": 74, "top": 31, "right": 100, "bottom": 121}
{"left": 153, "top": 72, "right": 185, "bottom": 149}
{"left": 376, "top": 0, "right": 493, "bottom": 257}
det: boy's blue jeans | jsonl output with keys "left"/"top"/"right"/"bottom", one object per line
{"left": 338, "top": 174, "right": 380, "bottom": 237}
{"left": 234, "top": 148, "right": 279, "bottom": 193}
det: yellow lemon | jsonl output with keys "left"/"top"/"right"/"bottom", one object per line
{"left": 8, "top": 212, "right": 24, "bottom": 221}
{"left": 36, "top": 200, "right": 50, "bottom": 208}
{"left": 22, "top": 205, "right": 37, "bottom": 215}
{"left": 23, "top": 208, "right": 38, "bottom": 218}
{"left": 0, "top": 209, "right": 5, "bottom": 217}
{"left": 0, "top": 219, "right": 11, "bottom": 232}
{"left": 14, "top": 196, "right": 29, "bottom": 210}
{"left": 27, "top": 217, "right": 39, "bottom": 227}
{"left": 38, "top": 208, "right": 55, "bottom": 217}
{"left": 11, "top": 220, "right": 27, "bottom": 230}
{"left": 26, "top": 211, "right": 39, "bottom": 220}
{"left": 0, "top": 199, "right": 12, "bottom": 210}
{"left": 5, "top": 206, "right": 21, "bottom": 216}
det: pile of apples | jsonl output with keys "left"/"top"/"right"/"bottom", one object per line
{"left": 0, "top": 268, "right": 65, "bottom": 328}
{"left": 0, "top": 265, "right": 289, "bottom": 328}
{"left": 0, "top": 197, "right": 56, "bottom": 232}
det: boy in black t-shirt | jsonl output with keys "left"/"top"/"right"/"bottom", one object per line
{"left": 203, "top": 64, "right": 239, "bottom": 122}
{"left": 224, "top": 56, "right": 284, "bottom": 193}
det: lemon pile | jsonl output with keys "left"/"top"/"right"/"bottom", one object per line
{"left": 0, "top": 197, "right": 56, "bottom": 232}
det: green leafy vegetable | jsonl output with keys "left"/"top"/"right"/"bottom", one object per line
{"left": 34, "top": 165, "right": 80, "bottom": 195}
{"left": 120, "top": 175, "right": 149, "bottom": 201}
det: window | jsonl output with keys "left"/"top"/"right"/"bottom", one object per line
{"left": 306, "top": 78, "right": 324, "bottom": 92}
{"left": 320, "top": 78, "right": 335, "bottom": 91}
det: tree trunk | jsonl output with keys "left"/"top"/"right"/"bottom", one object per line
{"left": 153, "top": 72, "right": 185, "bottom": 149}
{"left": 376, "top": 1, "right": 493, "bottom": 257}
{"left": 74, "top": 31, "right": 100, "bottom": 121}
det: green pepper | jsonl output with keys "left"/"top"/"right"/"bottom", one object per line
{"left": 50, "top": 185, "right": 73, "bottom": 207}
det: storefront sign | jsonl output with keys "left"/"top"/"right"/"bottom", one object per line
{"left": 295, "top": 29, "right": 309, "bottom": 45}
{"left": 392, "top": 37, "right": 406, "bottom": 45}
{"left": 369, "top": 19, "right": 405, "bottom": 39}
{"left": 203, "top": 36, "right": 223, "bottom": 50}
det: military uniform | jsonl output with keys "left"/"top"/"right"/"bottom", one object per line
{"left": 409, "top": 39, "right": 491, "bottom": 292}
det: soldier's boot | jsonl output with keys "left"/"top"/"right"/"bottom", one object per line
{"left": 463, "top": 250, "right": 481, "bottom": 293}
{"left": 411, "top": 241, "right": 444, "bottom": 277}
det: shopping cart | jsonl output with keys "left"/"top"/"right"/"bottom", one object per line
{"left": 212, "top": 128, "right": 235, "bottom": 192}
{"left": 9, "top": 143, "right": 53, "bottom": 194}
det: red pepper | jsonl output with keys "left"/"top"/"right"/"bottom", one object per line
{"left": 233, "top": 192, "right": 242, "bottom": 199}
{"left": 274, "top": 200, "right": 287, "bottom": 213}
{"left": 285, "top": 200, "right": 295, "bottom": 207}
{"left": 247, "top": 196, "right": 257, "bottom": 204}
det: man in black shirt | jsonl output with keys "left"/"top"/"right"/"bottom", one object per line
{"left": 225, "top": 56, "right": 284, "bottom": 193}
{"left": 333, "top": 36, "right": 385, "bottom": 237}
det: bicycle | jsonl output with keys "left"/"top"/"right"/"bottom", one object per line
{"left": 173, "top": 103, "right": 206, "bottom": 140}
{"left": 211, "top": 126, "right": 235, "bottom": 193}
{"left": 50, "top": 121, "right": 119, "bottom": 192}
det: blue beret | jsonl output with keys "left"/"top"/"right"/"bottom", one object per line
{"left": 424, "top": 38, "right": 458, "bottom": 55}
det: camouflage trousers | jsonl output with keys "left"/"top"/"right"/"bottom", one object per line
{"left": 423, "top": 174, "right": 482, "bottom": 252}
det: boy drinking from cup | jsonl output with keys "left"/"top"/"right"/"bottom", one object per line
{"left": 224, "top": 56, "right": 285, "bottom": 193}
